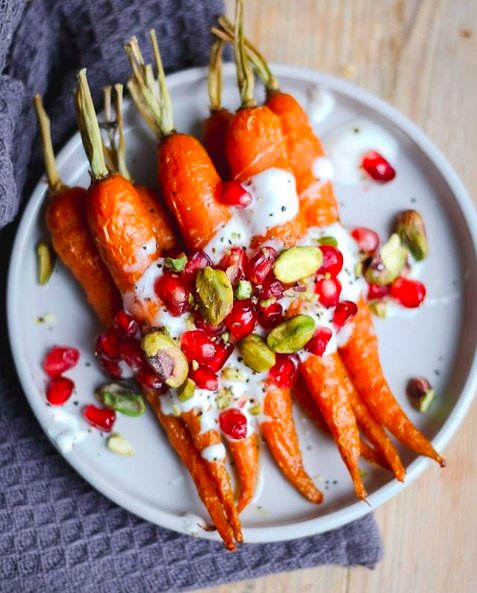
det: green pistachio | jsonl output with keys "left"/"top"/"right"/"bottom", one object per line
{"left": 406, "top": 377, "right": 435, "bottom": 412}
{"left": 196, "top": 267, "right": 233, "bottom": 326}
{"left": 248, "top": 403, "right": 261, "bottom": 416}
{"left": 172, "top": 404, "right": 181, "bottom": 417}
{"left": 259, "top": 297, "right": 276, "bottom": 309}
{"left": 36, "top": 242, "right": 55, "bottom": 285}
{"left": 235, "top": 279, "right": 252, "bottom": 300}
{"left": 95, "top": 382, "right": 146, "bottom": 416}
{"left": 368, "top": 301, "right": 387, "bottom": 318}
{"left": 238, "top": 334, "right": 276, "bottom": 372}
{"left": 164, "top": 253, "right": 188, "bottom": 272}
{"left": 216, "top": 387, "right": 233, "bottom": 410}
{"left": 177, "top": 378, "right": 196, "bottom": 402}
{"left": 396, "top": 209, "right": 428, "bottom": 261}
{"left": 365, "top": 234, "right": 406, "bottom": 286}
{"left": 107, "top": 433, "right": 135, "bottom": 456}
{"left": 141, "top": 331, "right": 188, "bottom": 387}
{"left": 273, "top": 247, "right": 323, "bottom": 284}
{"left": 221, "top": 367, "right": 246, "bottom": 382}
{"left": 317, "top": 236, "right": 338, "bottom": 247}
{"left": 266, "top": 314, "right": 316, "bottom": 353}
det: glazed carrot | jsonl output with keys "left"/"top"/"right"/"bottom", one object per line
{"left": 301, "top": 353, "right": 367, "bottom": 500}
{"left": 33, "top": 95, "right": 122, "bottom": 328}
{"left": 144, "top": 389, "right": 236, "bottom": 551}
{"left": 181, "top": 409, "right": 243, "bottom": 543}
{"left": 228, "top": 434, "right": 260, "bottom": 513}
{"left": 203, "top": 38, "right": 233, "bottom": 180}
{"left": 339, "top": 300, "right": 445, "bottom": 466}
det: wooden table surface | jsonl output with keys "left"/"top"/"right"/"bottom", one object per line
{"left": 198, "top": 1, "right": 477, "bottom": 592}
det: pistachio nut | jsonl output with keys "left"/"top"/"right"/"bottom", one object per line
{"left": 238, "top": 334, "right": 276, "bottom": 372}
{"left": 248, "top": 403, "right": 261, "bottom": 416}
{"left": 266, "top": 314, "right": 315, "bottom": 353}
{"left": 396, "top": 209, "right": 428, "bottom": 261}
{"left": 317, "top": 236, "right": 338, "bottom": 247}
{"left": 406, "top": 377, "right": 435, "bottom": 412}
{"left": 235, "top": 279, "right": 252, "bottom": 300}
{"left": 216, "top": 387, "right": 233, "bottom": 410}
{"left": 164, "top": 253, "right": 188, "bottom": 272}
{"left": 221, "top": 367, "right": 246, "bottom": 382}
{"left": 365, "top": 233, "right": 406, "bottom": 286}
{"left": 368, "top": 301, "right": 387, "bottom": 318}
{"left": 177, "top": 378, "right": 196, "bottom": 402}
{"left": 107, "top": 433, "right": 135, "bottom": 456}
{"left": 141, "top": 331, "right": 188, "bottom": 387}
{"left": 95, "top": 382, "right": 146, "bottom": 416}
{"left": 196, "top": 267, "right": 233, "bottom": 326}
{"left": 36, "top": 242, "right": 54, "bottom": 285}
{"left": 273, "top": 247, "right": 323, "bottom": 284}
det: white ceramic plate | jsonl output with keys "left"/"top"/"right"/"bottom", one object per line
{"left": 8, "top": 64, "right": 477, "bottom": 544}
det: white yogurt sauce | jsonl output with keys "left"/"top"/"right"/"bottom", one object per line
{"left": 48, "top": 408, "right": 88, "bottom": 454}
{"left": 311, "top": 157, "right": 334, "bottom": 182}
{"left": 202, "top": 443, "right": 227, "bottom": 462}
{"left": 182, "top": 512, "right": 207, "bottom": 536}
{"left": 307, "top": 86, "right": 335, "bottom": 125}
{"left": 324, "top": 118, "right": 399, "bottom": 186}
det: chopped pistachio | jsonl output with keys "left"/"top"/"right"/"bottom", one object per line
{"left": 164, "top": 253, "right": 188, "bottom": 272}
{"left": 235, "top": 279, "right": 252, "bottom": 300}
{"left": 259, "top": 297, "right": 276, "bottom": 309}
{"left": 107, "top": 433, "right": 135, "bottom": 456}
{"left": 365, "top": 234, "right": 406, "bottom": 285}
{"left": 249, "top": 403, "right": 261, "bottom": 416}
{"left": 36, "top": 242, "right": 55, "bottom": 285}
{"left": 266, "top": 315, "right": 316, "bottom": 353}
{"left": 96, "top": 382, "right": 146, "bottom": 416}
{"left": 196, "top": 267, "right": 233, "bottom": 326}
{"left": 221, "top": 367, "right": 246, "bottom": 382}
{"left": 273, "top": 246, "right": 323, "bottom": 284}
{"left": 368, "top": 301, "right": 387, "bottom": 318}
{"left": 141, "top": 331, "right": 188, "bottom": 387}
{"left": 354, "top": 262, "right": 363, "bottom": 278}
{"left": 177, "top": 378, "right": 196, "bottom": 402}
{"left": 216, "top": 387, "right": 233, "bottom": 410}
{"left": 191, "top": 359, "right": 199, "bottom": 371}
{"left": 396, "top": 209, "right": 428, "bottom": 261}
{"left": 185, "top": 315, "right": 195, "bottom": 331}
{"left": 172, "top": 404, "right": 181, "bottom": 416}
{"left": 406, "top": 377, "right": 435, "bottom": 412}
{"left": 317, "top": 236, "right": 338, "bottom": 247}
{"left": 239, "top": 334, "right": 276, "bottom": 372}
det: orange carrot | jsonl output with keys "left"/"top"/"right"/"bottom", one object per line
{"left": 228, "top": 434, "right": 260, "bottom": 513}
{"left": 33, "top": 95, "right": 122, "bottom": 328}
{"left": 301, "top": 353, "right": 367, "bottom": 500}
{"left": 339, "top": 300, "right": 445, "bottom": 466}
{"left": 135, "top": 185, "right": 179, "bottom": 253}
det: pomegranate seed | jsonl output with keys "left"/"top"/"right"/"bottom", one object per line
{"left": 224, "top": 299, "right": 257, "bottom": 340}
{"left": 318, "top": 245, "right": 344, "bottom": 278}
{"left": 181, "top": 250, "right": 213, "bottom": 280}
{"left": 181, "top": 330, "right": 217, "bottom": 364}
{"left": 219, "top": 181, "right": 253, "bottom": 208}
{"left": 43, "top": 346, "right": 80, "bottom": 378}
{"left": 258, "top": 302, "right": 284, "bottom": 329}
{"left": 351, "top": 227, "right": 380, "bottom": 255}
{"left": 362, "top": 151, "right": 396, "bottom": 183}
{"left": 333, "top": 301, "right": 358, "bottom": 329}
{"left": 390, "top": 278, "right": 426, "bottom": 308}
{"left": 269, "top": 354, "right": 301, "bottom": 388}
{"left": 47, "top": 377, "right": 74, "bottom": 405}
{"left": 113, "top": 310, "right": 138, "bottom": 338}
{"left": 367, "top": 284, "right": 390, "bottom": 300}
{"left": 218, "top": 247, "right": 248, "bottom": 286}
{"left": 194, "top": 312, "right": 225, "bottom": 335}
{"left": 259, "top": 273, "right": 285, "bottom": 300}
{"left": 207, "top": 339, "right": 234, "bottom": 372}
{"left": 305, "top": 327, "right": 333, "bottom": 356}
{"left": 136, "top": 366, "right": 162, "bottom": 390}
{"left": 155, "top": 273, "right": 193, "bottom": 316}
{"left": 189, "top": 365, "right": 218, "bottom": 391}
{"left": 247, "top": 246, "right": 278, "bottom": 285}
{"left": 119, "top": 339, "right": 145, "bottom": 370}
{"left": 100, "top": 358, "right": 123, "bottom": 379}
{"left": 315, "top": 277, "right": 342, "bottom": 307}
{"left": 219, "top": 408, "right": 248, "bottom": 440}
{"left": 83, "top": 405, "right": 116, "bottom": 432}
{"left": 96, "top": 330, "right": 122, "bottom": 361}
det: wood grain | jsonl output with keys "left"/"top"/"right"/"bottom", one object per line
{"left": 197, "top": 1, "right": 477, "bottom": 592}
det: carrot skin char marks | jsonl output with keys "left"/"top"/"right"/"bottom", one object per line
{"left": 301, "top": 353, "right": 367, "bottom": 500}
{"left": 228, "top": 434, "right": 260, "bottom": 513}
{"left": 46, "top": 186, "right": 122, "bottom": 328}
{"left": 340, "top": 300, "right": 445, "bottom": 466}
{"left": 135, "top": 185, "right": 180, "bottom": 253}
{"left": 203, "top": 108, "right": 234, "bottom": 180}
{"left": 157, "top": 133, "right": 230, "bottom": 251}
{"left": 260, "top": 385, "right": 323, "bottom": 504}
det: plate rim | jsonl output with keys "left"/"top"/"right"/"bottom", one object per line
{"left": 7, "top": 62, "right": 477, "bottom": 543}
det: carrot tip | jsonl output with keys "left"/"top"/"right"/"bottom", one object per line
{"left": 439, "top": 457, "right": 447, "bottom": 468}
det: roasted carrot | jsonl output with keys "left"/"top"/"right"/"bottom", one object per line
{"left": 301, "top": 353, "right": 367, "bottom": 500}
{"left": 203, "top": 37, "right": 233, "bottom": 180}
{"left": 228, "top": 434, "right": 260, "bottom": 513}
{"left": 33, "top": 95, "right": 122, "bottom": 328}
{"left": 339, "top": 300, "right": 445, "bottom": 466}
{"left": 144, "top": 389, "right": 236, "bottom": 551}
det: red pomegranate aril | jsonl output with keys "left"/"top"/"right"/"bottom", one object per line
{"left": 43, "top": 346, "right": 80, "bottom": 378}
{"left": 247, "top": 246, "right": 278, "bottom": 285}
{"left": 194, "top": 313, "right": 225, "bottom": 335}
{"left": 113, "top": 310, "right": 139, "bottom": 339}
{"left": 119, "top": 340, "right": 145, "bottom": 370}
{"left": 100, "top": 358, "right": 123, "bottom": 380}
{"left": 390, "top": 278, "right": 426, "bottom": 308}
{"left": 224, "top": 299, "right": 257, "bottom": 340}
{"left": 362, "top": 151, "right": 396, "bottom": 183}
{"left": 258, "top": 302, "right": 284, "bottom": 329}
{"left": 305, "top": 327, "right": 333, "bottom": 356}
{"left": 181, "top": 250, "right": 213, "bottom": 280}
{"left": 333, "top": 301, "right": 358, "bottom": 329}
{"left": 269, "top": 354, "right": 301, "bottom": 388}
{"left": 181, "top": 330, "right": 217, "bottom": 364}
{"left": 219, "top": 180, "right": 253, "bottom": 208}
{"left": 154, "top": 273, "right": 193, "bottom": 316}
{"left": 315, "top": 277, "right": 342, "bottom": 307}
{"left": 260, "top": 273, "right": 285, "bottom": 300}
{"left": 318, "top": 245, "right": 344, "bottom": 278}
{"left": 83, "top": 405, "right": 116, "bottom": 432}
{"left": 367, "top": 283, "right": 390, "bottom": 300}
{"left": 189, "top": 365, "right": 218, "bottom": 391}
{"left": 219, "top": 408, "right": 248, "bottom": 440}
{"left": 47, "top": 377, "right": 75, "bottom": 406}
{"left": 95, "top": 330, "right": 122, "bottom": 361}
{"left": 136, "top": 366, "right": 163, "bottom": 390}
{"left": 351, "top": 227, "right": 380, "bottom": 255}
{"left": 218, "top": 247, "right": 248, "bottom": 286}
{"left": 207, "top": 340, "right": 234, "bottom": 372}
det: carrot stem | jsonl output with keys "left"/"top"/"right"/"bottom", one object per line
{"left": 233, "top": 0, "right": 256, "bottom": 108}
{"left": 33, "top": 95, "right": 64, "bottom": 194}
{"left": 149, "top": 29, "right": 174, "bottom": 135}
{"left": 102, "top": 85, "right": 132, "bottom": 181}
{"left": 208, "top": 37, "right": 225, "bottom": 111}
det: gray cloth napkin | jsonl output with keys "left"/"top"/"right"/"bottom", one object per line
{"left": 0, "top": 0, "right": 383, "bottom": 591}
